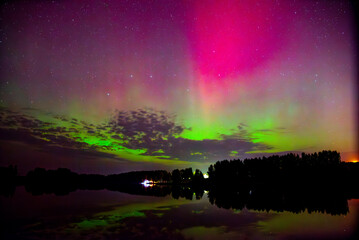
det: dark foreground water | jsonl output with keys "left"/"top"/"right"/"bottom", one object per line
{"left": 1, "top": 187, "right": 358, "bottom": 240}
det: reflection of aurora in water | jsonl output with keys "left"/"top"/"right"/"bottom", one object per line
{"left": 0, "top": 187, "right": 358, "bottom": 240}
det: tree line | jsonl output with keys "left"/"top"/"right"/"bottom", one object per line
{"left": 208, "top": 150, "right": 359, "bottom": 186}
{"left": 1, "top": 150, "right": 359, "bottom": 215}
{"left": 0, "top": 165, "right": 205, "bottom": 196}
{"left": 1, "top": 150, "right": 358, "bottom": 197}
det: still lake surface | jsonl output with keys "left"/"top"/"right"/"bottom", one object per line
{"left": 1, "top": 186, "right": 358, "bottom": 240}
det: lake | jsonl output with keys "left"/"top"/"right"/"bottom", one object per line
{"left": 1, "top": 186, "right": 358, "bottom": 239}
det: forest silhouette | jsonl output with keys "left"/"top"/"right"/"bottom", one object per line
{"left": 1, "top": 150, "right": 358, "bottom": 215}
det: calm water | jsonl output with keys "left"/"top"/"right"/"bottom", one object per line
{"left": 1, "top": 186, "right": 358, "bottom": 240}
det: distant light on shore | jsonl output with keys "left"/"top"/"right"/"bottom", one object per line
{"left": 141, "top": 179, "right": 154, "bottom": 187}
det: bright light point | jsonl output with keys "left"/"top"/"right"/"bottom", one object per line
{"left": 203, "top": 173, "right": 209, "bottom": 179}
{"left": 106, "top": 92, "right": 110, "bottom": 96}
{"left": 141, "top": 179, "right": 154, "bottom": 187}
{"left": 350, "top": 159, "right": 358, "bottom": 163}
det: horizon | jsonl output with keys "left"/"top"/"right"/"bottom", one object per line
{"left": 0, "top": 143, "right": 355, "bottom": 175}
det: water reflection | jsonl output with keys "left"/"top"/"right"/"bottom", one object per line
{"left": 1, "top": 186, "right": 358, "bottom": 239}
{"left": 16, "top": 183, "right": 356, "bottom": 215}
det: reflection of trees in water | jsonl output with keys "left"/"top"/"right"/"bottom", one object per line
{"left": 2, "top": 182, "right": 352, "bottom": 216}
{"left": 129, "top": 184, "right": 350, "bottom": 216}
{"left": 1, "top": 149, "right": 359, "bottom": 216}
{"left": 208, "top": 184, "right": 350, "bottom": 215}
{"left": 204, "top": 150, "right": 359, "bottom": 215}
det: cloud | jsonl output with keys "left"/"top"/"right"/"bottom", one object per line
{"left": 107, "top": 108, "right": 272, "bottom": 162}
{"left": 0, "top": 107, "right": 274, "bottom": 164}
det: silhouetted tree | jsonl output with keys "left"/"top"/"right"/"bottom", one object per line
{"left": 0, "top": 165, "right": 18, "bottom": 197}
{"left": 172, "top": 169, "right": 181, "bottom": 184}
{"left": 192, "top": 169, "right": 204, "bottom": 186}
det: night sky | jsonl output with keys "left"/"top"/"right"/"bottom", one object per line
{"left": 0, "top": 0, "right": 357, "bottom": 174}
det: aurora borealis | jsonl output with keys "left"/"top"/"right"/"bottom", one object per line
{"left": 0, "top": 0, "right": 357, "bottom": 173}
